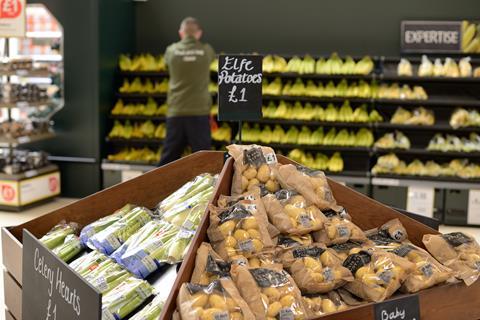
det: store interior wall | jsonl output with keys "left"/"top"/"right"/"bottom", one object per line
{"left": 135, "top": 0, "right": 480, "bottom": 56}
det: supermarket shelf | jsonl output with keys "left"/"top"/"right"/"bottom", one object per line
{"left": 26, "top": 31, "right": 62, "bottom": 38}
{"left": 0, "top": 99, "right": 51, "bottom": 109}
{"left": 259, "top": 72, "right": 376, "bottom": 81}
{"left": 101, "top": 160, "right": 156, "bottom": 172}
{"left": 0, "top": 132, "right": 55, "bottom": 147}
{"left": 372, "top": 174, "right": 480, "bottom": 190}
{"left": 0, "top": 164, "right": 59, "bottom": 181}
{"left": 109, "top": 114, "right": 166, "bottom": 121}
{"left": 0, "top": 69, "right": 53, "bottom": 78}
{"left": 374, "top": 122, "right": 480, "bottom": 132}
{"left": 106, "top": 137, "right": 164, "bottom": 145}
{"left": 328, "top": 173, "right": 371, "bottom": 184}
{"left": 28, "top": 54, "right": 63, "bottom": 62}
{"left": 374, "top": 148, "right": 480, "bottom": 158}
{"left": 380, "top": 74, "right": 480, "bottom": 83}
{"left": 242, "top": 141, "right": 371, "bottom": 153}
{"left": 116, "top": 92, "right": 167, "bottom": 99}
{"left": 248, "top": 118, "right": 373, "bottom": 128}
{"left": 118, "top": 70, "right": 168, "bottom": 77}
{"left": 263, "top": 95, "right": 374, "bottom": 104}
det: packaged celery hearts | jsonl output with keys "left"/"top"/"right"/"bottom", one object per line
{"left": 130, "top": 295, "right": 164, "bottom": 320}
{"left": 70, "top": 250, "right": 109, "bottom": 275}
{"left": 227, "top": 144, "right": 280, "bottom": 196}
{"left": 40, "top": 220, "right": 80, "bottom": 250}
{"left": 191, "top": 242, "right": 231, "bottom": 285}
{"left": 312, "top": 209, "right": 367, "bottom": 245}
{"left": 302, "top": 290, "right": 350, "bottom": 318}
{"left": 88, "top": 206, "right": 152, "bottom": 255}
{"left": 51, "top": 234, "right": 83, "bottom": 262}
{"left": 208, "top": 203, "right": 274, "bottom": 261}
{"left": 231, "top": 264, "right": 307, "bottom": 320}
{"left": 423, "top": 232, "right": 480, "bottom": 286}
{"left": 342, "top": 250, "right": 414, "bottom": 302}
{"left": 262, "top": 189, "right": 326, "bottom": 235}
{"left": 177, "top": 279, "right": 255, "bottom": 320}
{"left": 83, "top": 258, "right": 130, "bottom": 294}
{"left": 280, "top": 244, "right": 353, "bottom": 294}
{"left": 275, "top": 164, "right": 341, "bottom": 211}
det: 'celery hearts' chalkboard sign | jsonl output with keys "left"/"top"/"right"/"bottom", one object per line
{"left": 218, "top": 54, "right": 263, "bottom": 121}
{"left": 22, "top": 229, "right": 101, "bottom": 320}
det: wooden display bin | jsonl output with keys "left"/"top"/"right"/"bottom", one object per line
{"left": 161, "top": 155, "right": 480, "bottom": 320}
{"left": 1, "top": 151, "right": 226, "bottom": 320}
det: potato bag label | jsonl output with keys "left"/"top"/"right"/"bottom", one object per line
{"left": 292, "top": 246, "right": 325, "bottom": 259}
{"left": 442, "top": 232, "right": 472, "bottom": 247}
{"left": 249, "top": 268, "right": 289, "bottom": 288}
{"left": 342, "top": 251, "right": 372, "bottom": 274}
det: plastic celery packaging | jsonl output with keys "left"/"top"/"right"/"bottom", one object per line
{"left": 102, "top": 277, "right": 154, "bottom": 320}
{"left": 40, "top": 221, "right": 80, "bottom": 249}
{"left": 111, "top": 220, "right": 179, "bottom": 278}
{"left": 130, "top": 295, "right": 164, "bottom": 320}
{"left": 51, "top": 235, "right": 83, "bottom": 262}
{"left": 88, "top": 206, "right": 153, "bottom": 255}
{"left": 80, "top": 204, "right": 135, "bottom": 246}
{"left": 70, "top": 250, "right": 109, "bottom": 276}
{"left": 83, "top": 259, "right": 131, "bottom": 294}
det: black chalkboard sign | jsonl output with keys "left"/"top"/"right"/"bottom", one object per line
{"left": 374, "top": 294, "right": 420, "bottom": 320}
{"left": 401, "top": 21, "right": 462, "bottom": 53}
{"left": 218, "top": 54, "right": 263, "bottom": 121}
{"left": 22, "top": 230, "right": 101, "bottom": 320}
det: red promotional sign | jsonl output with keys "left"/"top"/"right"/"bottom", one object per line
{"left": 2, "top": 184, "right": 16, "bottom": 202}
{"left": 0, "top": 0, "right": 22, "bottom": 18}
{"left": 49, "top": 176, "right": 59, "bottom": 192}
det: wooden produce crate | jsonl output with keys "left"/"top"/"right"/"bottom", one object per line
{"left": 1, "top": 151, "right": 226, "bottom": 320}
{"left": 161, "top": 155, "right": 480, "bottom": 320}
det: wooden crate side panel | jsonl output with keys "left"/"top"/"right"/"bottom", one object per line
{"left": 9, "top": 151, "right": 225, "bottom": 241}
{"left": 5, "top": 309, "right": 16, "bottom": 320}
{"left": 2, "top": 228, "right": 23, "bottom": 284}
{"left": 4, "top": 270, "right": 21, "bottom": 320}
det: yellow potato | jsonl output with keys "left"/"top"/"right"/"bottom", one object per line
{"left": 280, "top": 294, "right": 296, "bottom": 307}
{"left": 242, "top": 217, "right": 258, "bottom": 230}
{"left": 249, "top": 258, "right": 261, "bottom": 268}
{"left": 334, "top": 269, "right": 343, "bottom": 280}
{"left": 312, "top": 297, "right": 322, "bottom": 306}
{"left": 244, "top": 167, "right": 257, "bottom": 180}
{"left": 199, "top": 273, "right": 210, "bottom": 285}
{"left": 247, "top": 229, "right": 261, "bottom": 240}
{"left": 355, "top": 266, "right": 371, "bottom": 279}
{"left": 226, "top": 246, "right": 237, "bottom": 257}
{"left": 290, "top": 195, "right": 306, "bottom": 206}
{"left": 241, "top": 176, "right": 249, "bottom": 191}
{"left": 225, "top": 297, "right": 238, "bottom": 312}
{"left": 391, "top": 266, "right": 404, "bottom": 279}
{"left": 225, "top": 236, "right": 238, "bottom": 248}
{"left": 362, "top": 273, "right": 383, "bottom": 286}
{"left": 327, "top": 225, "right": 337, "bottom": 239}
{"left": 233, "top": 229, "right": 250, "bottom": 242}
{"left": 316, "top": 186, "right": 326, "bottom": 200}
{"left": 263, "top": 287, "right": 281, "bottom": 302}
{"left": 252, "top": 239, "right": 264, "bottom": 252}
{"left": 289, "top": 217, "right": 298, "bottom": 228}
{"left": 260, "top": 293, "right": 270, "bottom": 307}
{"left": 219, "top": 220, "right": 236, "bottom": 237}
{"left": 285, "top": 204, "right": 303, "bottom": 218}
{"left": 349, "top": 247, "right": 362, "bottom": 255}
{"left": 257, "top": 164, "right": 271, "bottom": 183}
{"left": 193, "top": 307, "right": 204, "bottom": 317}
{"left": 310, "top": 177, "right": 326, "bottom": 189}
{"left": 304, "top": 257, "right": 322, "bottom": 272}
{"left": 267, "top": 318, "right": 277, "bottom": 320}
{"left": 322, "top": 299, "right": 337, "bottom": 313}
{"left": 201, "top": 308, "right": 226, "bottom": 320}
{"left": 247, "top": 178, "right": 260, "bottom": 190}
{"left": 230, "top": 312, "right": 243, "bottom": 320}
{"left": 369, "top": 286, "right": 386, "bottom": 300}
{"left": 209, "top": 294, "right": 228, "bottom": 310}
{"left": 191, "top": 292, "right": 208, "bottom": 308}
{"left": 267, "top": 301, "right": 282, "bottom": 317}
{"left": 311, "top": 272, "right": 325, "bottom": 282}
{"left": 320, "top": 251, "right": 337, "bottom": 266}
{"left": 265, "top": 179, "right": 279, "bottom": 192}
{"left": 337, "top": 304, "right": 348, "bottom": 311}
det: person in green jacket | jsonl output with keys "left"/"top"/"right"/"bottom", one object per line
{"left": 159, "top": 17, "right": 215, "bottom": 165}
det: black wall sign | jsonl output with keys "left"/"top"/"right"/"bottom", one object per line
{"left": 218, "top": 54, "right": 263, "bottom": 121}
{"left": 22, "top": 230, "right": 101, "bottom": 320}
{"left": 401, "top": 21, "right": 462, "bottom": 53}
{"left": 374, "top": 294, "right": 420, "bottom": 320}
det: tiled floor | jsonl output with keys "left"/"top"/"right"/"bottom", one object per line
{"left": 0, "top": 199, "right": 479, "bottom": 320}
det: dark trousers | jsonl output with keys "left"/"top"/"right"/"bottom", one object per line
{"left": 159, "top": 115, "right": 211, "bottom": 166}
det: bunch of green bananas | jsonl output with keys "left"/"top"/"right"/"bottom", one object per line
{"left": 119, "top": 54, "right": 166, "bottom": 72}
{"left": 111, "top": 99, "right": 167, "bottom": 116}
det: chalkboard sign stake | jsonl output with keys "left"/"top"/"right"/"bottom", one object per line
{"left": 238, "top": 120, "right": 243, "bottom": 144}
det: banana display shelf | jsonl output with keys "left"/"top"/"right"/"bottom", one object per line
{"left": 106, "top": 53, "right": 480, "bottom": 183}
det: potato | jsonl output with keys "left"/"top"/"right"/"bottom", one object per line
{"left": 193, "top": 307, "right": 204, "bottom": 317}
{"left": 241, "top": 176, "right": 249, "bottom": 191}
{"left": 263, "top": 287, "right": 281, "bottom": 302}
{"left": 316, "top": 186, "right": 326, "bottom": 199}
{"left": 252, "top": 239, "right": 264, "bottom": 252}
{"left": 191, "top": 292, "right": 208, "bottom": 308}
{"left": 349, "top": 247, "right": 362, "bottom": 255}
{"left": 249, "top": 257, "right": 261, "bottom": 268}
{"left": 233, "top": 229, "right": 250, "bottom": 242}
{"left": 225, "top": 297, "right": 238, "bottom": 312}
{"left": 290, "top": 195, "right": 306, "bottom": 206}
{"left": 337, "top": 304, "right": 348, "bottom": 311}
{"left": 209, "top": 294, "right": 228, "bottom": 309}
{"left": 244, "top": 167, "right": 257, "bottom": 179}
{"left": 280, "top": 294, "right": 296, "bottom": 307}
{"left": 310, "top": 176, "right": 326, "bottom": 189}
{"left": 304, "top": 257, "right": 322, "bottom": 272}
{"left": 247, "top": 229, "right": 261, "bottom": 240}
{"left": 355, "top": 266, "right": 371, "bottom": 279}
{"left": 267, "top": 301, "right": 282, "bottom": 317}
{"left": 226, "top": 247, "right": 237, "bottom": 257}
{"left": 311, "top": 272, "right": 325, "bottom": 282}
{"left": 247, "top": 178, "right": 260, "bottom": 190}
{"left": 219, "top": 220, "right": 236, "bottom": 237}
{"left": 242, "top": 217, "right": 258, "bottom": 230}
{"left": 327, "top": 225, "right": 337, "bottom": 239}
{"left": 201, "top": 308, "right": 225, "bottom": 320}
{"left": 362, "top": 273, "right": 383, "bottom": 286}
{"left": 289, "top": 217, "right": 298, "bottom": 228}
{"left": 285, "top": 205, "right": 304, "bottom": 218}
{"left": 225, "top": 236, "right": 238, "bottom": 248}
{"left": 320, "top": 251, "right": 337, "bottom": 266}
{"left": 257, "top": 164, "right": 271, "bottom": 183}
{"left": 199, "top": 273, "right": 210, "bottom": 285}
{"left": 230, "top": 312, "right": 243, "bottom": 320}
{"left": 322, "top": 298, "right": 337, "bottom": 313}
{"left": 265, "top": 179, "right": 279, "bottom": 192}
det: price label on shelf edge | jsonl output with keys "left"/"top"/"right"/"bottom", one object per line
{"left": 467, "top": 189, "right": 480, "bottom": 225}
{"left": 0, "top": 0, "right": 26, "bottom": 37}
{"left": 406, "top": 186, "right": 434, "bottom": 218}
{"left": 217, "top": 54, "right": 263, "bottom": 121}
{"left": 22, "top": 230, "right": 101, "bottom": 320}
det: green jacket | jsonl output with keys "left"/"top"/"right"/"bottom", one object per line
{"left": 164, "top": 37, "right": 215, "bottom": 117}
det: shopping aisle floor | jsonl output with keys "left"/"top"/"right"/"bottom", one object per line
{"left": 0, "top": 200, "right": 479, "bottom": 320}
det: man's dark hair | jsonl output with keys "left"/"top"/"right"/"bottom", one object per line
{"left": 180, "top": 17, "right": 201, "bottom": 37}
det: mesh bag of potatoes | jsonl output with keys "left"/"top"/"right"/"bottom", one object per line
{"left": 423, "top": 232, "right": 480, "bottom": 286}
{"left": 231, "top": 264, "right": 307, "bottom": 320}
{"left": 312, "top": 209, "right": 367, "bottom": 245}
{"left": 275, "top": 234, "right": 314, "bottom": 250}
{"left": 328, "top": 241, "right": 366, "bottom": 262}
{"left": 275, "top": 164, "right": 341, "bottom": 211}
{"left": 262, "top": 189, "right": 326, "bottom": 235}
{"left": 191, "top": 242, "right": 232, "bottom": 285}
{"left": 177, "top": 279, "right": 255, "bottom": 320}
{"left": 207, "top": 203, "right": 274, "bottom": 261}
{"left": 279, "top": 244, "right": 354, "bottom": 294}
{"left": 227, "top": 144, "right": 280, "bottom": 196}
{"left": 342, "top": 250, "right": 415, "bottom": 302}
{"left": 218, "top": 190, "right": 280, "bottom": 239}
{"left": 302, "top": 291, "right": 350, "bottom": 318}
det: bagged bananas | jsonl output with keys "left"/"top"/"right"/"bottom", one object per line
{"left": 280, "top": 244, "right": 354, "bottom": 294}
{"left": 191, "top": 242, "right": 232, "bottom": 285}
{"left": 262, "top": 189, "right": 326, "bottom": 235}
{"left": 275, "top": 164, "right": 341, "bottom": 211}
{"left": 342, "top": 250, "right": 414, "bottom": 302}
{"left": 177, "top": 279, "right": 255, "bottom": 320}
{"left": 227, "top": 144, "right": 280, "bottom": 196}
{"left": 207, "top": 203, "right": 274, "bottom": 260}
{"left": 231, "top": 264, "right": 307, "bottom": 320}
{"left": 312, "top": 209, "right": 367, "bottom": 245}
{"left": 423, "top": 232, "right": 480, "bottom": 286}
{"left": 302, "top": 291, "right": 350, "bottom": 317}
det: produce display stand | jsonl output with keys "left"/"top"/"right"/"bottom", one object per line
{"left": 160, "top": 155, "right": 480, "bottom": 320}
{"left": 1, "top": 151, "right": 226, "bottom": 320}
